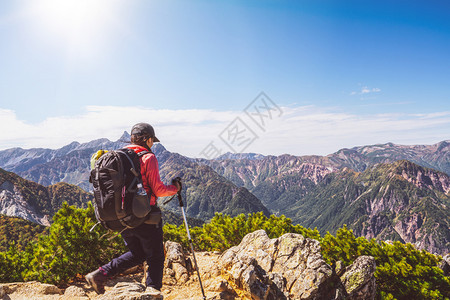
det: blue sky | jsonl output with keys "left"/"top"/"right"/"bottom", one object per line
{"left": 0, "top": 0, "right": 449, "bottom": 157}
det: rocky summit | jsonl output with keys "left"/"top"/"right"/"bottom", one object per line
{"left": 217, "top": 230, "right": 376, "bottom": 300}
{"left": 0, "top": 231, "right": 377, "bottom": 300}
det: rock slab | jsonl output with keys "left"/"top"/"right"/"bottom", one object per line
{"left": 217, "top": 230, "right": 377, "bottom": 300}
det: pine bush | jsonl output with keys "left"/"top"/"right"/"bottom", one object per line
{"left": 0, "top": 205, "right": 448, "bottom": 300}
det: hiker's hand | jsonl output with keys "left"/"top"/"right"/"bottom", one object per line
{"left": 173, "top": 181, "right": 181, "bottom": 192}
{"left": 172, "top": 177, "right": 182, "bottom": 192}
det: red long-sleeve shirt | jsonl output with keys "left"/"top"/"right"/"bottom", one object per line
{"left": 126, "top": 144, "right": 178, "bottom": 205}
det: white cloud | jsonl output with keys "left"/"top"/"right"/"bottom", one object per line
{"left": 351, "top": 86, "right": 381, "bottom": 96}
{"left": 1, "top": 106, "right": 449, "bottom": 158}
{"left": 0, "top": 106, "right": 237, "bottom": 156}
{"left": 250, "top": 106, "right": 449, "bottom": 156}
{"left": 361, "top": 87, "right": 371, "bottom": 94}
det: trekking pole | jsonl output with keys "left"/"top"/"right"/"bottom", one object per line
{"left": 167, "top": 177, "right": 206, "bottom": 300}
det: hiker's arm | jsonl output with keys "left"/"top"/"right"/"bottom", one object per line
{"left": 143, "top": 154, "right": 178, "bottom": 197}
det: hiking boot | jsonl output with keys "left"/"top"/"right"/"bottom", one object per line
{"left": 144, "top": 286, "right": 163, "bottom": 299}
{"left": 85, "top": 268, "right": 107, "bottom": 294}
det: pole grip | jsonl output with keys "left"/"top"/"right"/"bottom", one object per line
{"left": 177, "top": 191, "right": 184, "bottom": 207}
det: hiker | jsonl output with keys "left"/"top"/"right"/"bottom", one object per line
{"left": 86, "top": 122, "right": 181, "bottom": 294}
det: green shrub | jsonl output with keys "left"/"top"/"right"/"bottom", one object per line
{"left": 163, "top": 212, "right": 320, "bottom": 252}
{"left": 321, "top": 225, "right": 450, "bottom": 300}
{"left": 0, "top": 242, "right": 26, "bottom": 282}
{"left": 0, "top": 202, "right": 126, "bottom": 285}
{"left": 0, "top": 206, "right": 448, "bottom": 299}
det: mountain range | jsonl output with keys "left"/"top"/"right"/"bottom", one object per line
{"left": 0, "top": 135, "right": 448, "bottom": 254}
{"left": 291, "top": 161, "right": 449, "bottom": 254}
{"left": 0, "top": 132, "right": 269, "bottom": 222}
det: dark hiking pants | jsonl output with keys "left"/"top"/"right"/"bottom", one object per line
{"left": 101, "top": 222, "right": 165, "bottom": 290}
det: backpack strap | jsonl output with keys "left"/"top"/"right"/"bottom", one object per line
{"left": 135, "top": 150, "right": 155, "bottom": 202}
{"left": 116, "top": 149, "right": 142, "bottom": 195}
{"left": 137, "top": 150, "right": 150, "bottom": 157}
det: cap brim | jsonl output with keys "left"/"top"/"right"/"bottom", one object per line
{"left": 153, "top": 136, "right": 160, "bottom": 143}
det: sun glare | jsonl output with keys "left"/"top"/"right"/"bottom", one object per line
{"left": 26, "top": 0, "right": 123, "bottom": 58}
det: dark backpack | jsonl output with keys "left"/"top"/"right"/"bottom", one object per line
{"left": 90, "top": 148, "right": 152, "bottom": 232}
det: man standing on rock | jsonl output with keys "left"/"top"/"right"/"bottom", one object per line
{"left": 85, "top": 123, "right": 180, "bottom": 295}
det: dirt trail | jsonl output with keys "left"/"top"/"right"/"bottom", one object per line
{"left": 162, "top": 251, "right": 223, "bottom": 300}
{"left": 73, "top": 251, "right": 230, "bottom": 300}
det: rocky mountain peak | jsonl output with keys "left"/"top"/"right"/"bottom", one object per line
{"left": 436, "top": 140, "right": 450, "bottom": 152}
{"left": 56, "top": 141, "right": 81, "bottom": 155}
{"left": 389, "top": 160, "right": 450, "bottom": 194}
{"left": 117, "top": 131, "right": 131, "bottom": 142}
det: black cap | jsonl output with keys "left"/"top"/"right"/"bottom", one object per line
{"left": 131, "top": 123, "right": 160, "bottom": 142}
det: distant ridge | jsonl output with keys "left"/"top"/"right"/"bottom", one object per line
{"left": 327, "top": 140, "right": 450, "bottom": 175}
{"left": 0, "top": 137, "right": 449, "bottom": 253}
{"left": 216, "top": 152, "right": 265, "bottom": 160}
